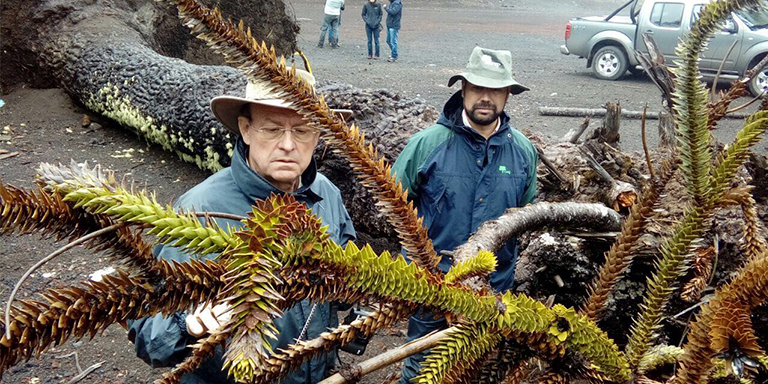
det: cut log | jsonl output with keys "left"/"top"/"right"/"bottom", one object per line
{"left": 538, "top": 106, "right": 750, "bottom": 120}
{"left": 560, "top": 117, "right": 590, "bottom": 144}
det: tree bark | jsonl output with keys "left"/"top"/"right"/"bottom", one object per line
{"left": 452, "top": 203, "right": 622, "bottom": 289}
{"left": 319, "top": 328, "right": 453, "bottom": 384}
{"left": 538, "top": 106, "right": 748, "bottom": 120}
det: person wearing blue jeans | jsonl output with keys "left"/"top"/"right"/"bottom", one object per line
{"left": 383, "top": 0, "right": 402, "bottom": 62}
{"left": 391, "top": 47, "right": 536, "bottom": 384}
{"left": 318, "top": 0, "right": 345, "bottom": 48}
{"left": 362, "top": 0, "right": 383, "bottom": 59}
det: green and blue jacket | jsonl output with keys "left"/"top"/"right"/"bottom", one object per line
{"left": 392, "top": 91, "right": 537, "bottom": 292}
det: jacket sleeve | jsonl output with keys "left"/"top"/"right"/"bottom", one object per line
{"left": 392, "top": 137, "right": 424, "bottom": 200}
{"left": 361, "top": 4, "right": 366, "bottom": 20}
{"left": 128, "top": 242, "right": 197, "bottom": 367}
{"left": 392, "top": 124, "right": 451, "bottom": 200}
{"left": 337, "top": 195, "right": 357, "bottom": 246}
{"left": 127, "top": 311, "right": 192, "bottom": 367}
{"left": 386, "top": 1, "right": 402, "bottom": 15}
{"left": 519, "top": 142, "right": 539, "bottom": 206}
{"left": 376, "top": 5, "right": 383, "bottom": 23}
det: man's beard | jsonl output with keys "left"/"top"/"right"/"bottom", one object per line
{"left": 467, "top": 102, "right": 501, "bottom": 126}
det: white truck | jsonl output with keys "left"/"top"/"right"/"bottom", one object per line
{"left": 560, "top": 0, "right": 768, "bottom": 95}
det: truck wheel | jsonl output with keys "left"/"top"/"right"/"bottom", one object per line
{"left": 592, "top": 46, "right": 628, "bottom": 81}
{"left": 749, "top": 62, "right": 768, "bottom": 97}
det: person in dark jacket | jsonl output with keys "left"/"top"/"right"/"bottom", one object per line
{"left": 127, "top": 69, "right": 356, "bottom": 384}
{"left": 362, "top": 0, "right": 383, "bottom": 59}
{"left": 392, "top": 46, "right": 537, "bottom": 384}
{"left": 383, "top": 0, "right": 402, "bottom": 62}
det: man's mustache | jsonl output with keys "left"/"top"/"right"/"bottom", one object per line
{"left": 472, "top": 102, "right": 496, "bottom": 110}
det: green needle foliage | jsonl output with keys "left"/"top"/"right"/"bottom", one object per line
{"left": 64, "top": 186, "right": 237, "bottom": 255}
{"left": 240, "top": 194, "right": 633, "bottom": 382}
{"left": 637, "top": 345, "right": 685, "bottom": 374}
{"left": 624, "top": 0, "right": 768, "bottom": 369}
{"left": 415, "top": 324, "right": 502, "bottom": 384}
{"left": 445, "top": 250, "right": 498, "bottom": 284}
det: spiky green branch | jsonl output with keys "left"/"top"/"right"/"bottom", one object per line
{"left": 415, "top": 324, "right": 501, "bottom": 384}
{"left": 624, "top": 0, "right": 768, "bottom": 368}
{"left": 64, "top": 186, "right": 238, "bottom": 255}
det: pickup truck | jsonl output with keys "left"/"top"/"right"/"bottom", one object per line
{"left": 560, "top": 0, "right": 768, "bottom": 96}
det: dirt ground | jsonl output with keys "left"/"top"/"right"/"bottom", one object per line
{"left": 1, "top": 0, "right": 767, "bottom": 383}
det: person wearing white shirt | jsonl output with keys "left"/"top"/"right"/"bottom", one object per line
{"left": 318, "top": 0, "right": 345, "bottom": 48}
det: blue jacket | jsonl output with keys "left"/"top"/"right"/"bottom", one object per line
{"left": 128, "top": 138, "right": 356, "bottom": 384}
{"left": 385, "top": 0, "right": 402, "bottom": 29}
{"left": 362, "top": 1, "right": 383, "bottom": 28}
{"left": 392, "top": 91, "right": 537, "bottom": 292}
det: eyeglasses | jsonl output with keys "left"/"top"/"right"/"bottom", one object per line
{"left": 253, "top": 126, "right": 320, "bottom": 143}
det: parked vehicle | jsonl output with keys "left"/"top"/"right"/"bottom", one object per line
{"left": 560, "top": 0, "right": 768, "bottom": 96}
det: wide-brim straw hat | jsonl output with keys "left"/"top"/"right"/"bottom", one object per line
{"left": 211, "top": 68, "right": 353, "bottom": 135}
{"left": 447, "top": 46, "right": 530, "bottom": 95}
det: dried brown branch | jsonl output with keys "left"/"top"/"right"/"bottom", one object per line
{"left": 681, "top": 244, "right": 716, "bottom": 303}
{"left": 4, "top": 222, "right": 128, "bottom": 340}
{"left": 720, "top": 186, "right": 768, "bottom": 260}
{"left": 710, "top": 37, "right": 741, "bottom": 102}
{"left": 641, "top": 105, "right": 655, "bottom": 180}
{"left": 674, "top": 249, "right": 768, "bottom": 384}
{"left": 708, "top": 54, "right": 768, "bottom": 131}
{"left": 0, "top": 258, "right": 224, "bottom": 375}
{"left": 0, "top": 182, "right": 156, "bottom": 273}
{"left": 581, "top": 160, "right": 677, "bottom": 321}
{"left": 256, "top": 303, "right": 414, "bottom": 384}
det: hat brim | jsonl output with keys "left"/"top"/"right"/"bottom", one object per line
{"left": 448, "top": 73, "right": 530, "bottom": 95}
{"left": 211, "top": 96, "right": 354, "bottom": 135}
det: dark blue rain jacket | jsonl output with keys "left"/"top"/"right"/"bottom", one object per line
{"left": 392, "top": 90, "right": 537, "bottom": 291}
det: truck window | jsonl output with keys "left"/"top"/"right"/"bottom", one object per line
{"left": 691, "top": 4, "right": 704, "bottom": 27}
{"left": 650, "top": 2, "right": 685, "bottom": 28}
{"left": 692, "top": 4, "right": 736, "bottom": 30}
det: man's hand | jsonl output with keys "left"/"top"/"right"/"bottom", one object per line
{"left": 185, "top": 303, "right": 232, "bottom": 337}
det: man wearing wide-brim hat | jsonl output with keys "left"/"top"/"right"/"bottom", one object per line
{"left": 128, "top": 69, "right": 356, "bottom": 384}
{"left": 392, "top": 46, "right": 538, "bottom": 383}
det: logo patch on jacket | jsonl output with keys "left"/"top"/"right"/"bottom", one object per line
{"left": 499, "top": 165, "right": 511, "bottom": 175}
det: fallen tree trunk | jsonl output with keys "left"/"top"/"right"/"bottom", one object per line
{"left": 538, "top": 106, "right": 751, "bottom": 120}
{"left": 0, "top": 0, "right": 437, "bottom": 248}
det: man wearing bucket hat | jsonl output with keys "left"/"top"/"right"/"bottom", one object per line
{"left": 128, "top": 69, "right": 356, "bottom": 384}
{"left": 392, "top": 46, "right": 538, "bottom": 383}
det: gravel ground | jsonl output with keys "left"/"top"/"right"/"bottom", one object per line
{"left": 1, "top": 0, "right": 766, "bottom": 383}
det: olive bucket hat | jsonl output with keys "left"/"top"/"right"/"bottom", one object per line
{"left": 448, "top": 46, "right": 530, "bottom": 95}
{"left": 211, "top": 68, "right": 353, "bottom": 135}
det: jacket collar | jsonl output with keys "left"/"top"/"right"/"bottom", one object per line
{"left": 437, "top": 91, "right": 511, "bottom": 141}
{"left": 231, "top": 138, "right": 323, "bottom": 204}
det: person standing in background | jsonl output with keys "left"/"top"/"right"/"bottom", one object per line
{"left": 383, "top": 0, "right": 402, "bottom": 62}
{"left": 318, "top": 0, "right": 345, "bottom": 48}
{"left": 362, "top": 0, "right": 383, "bottom": 59}
{"left": 392, "top": 47, "right": 537, "bottom": 384}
